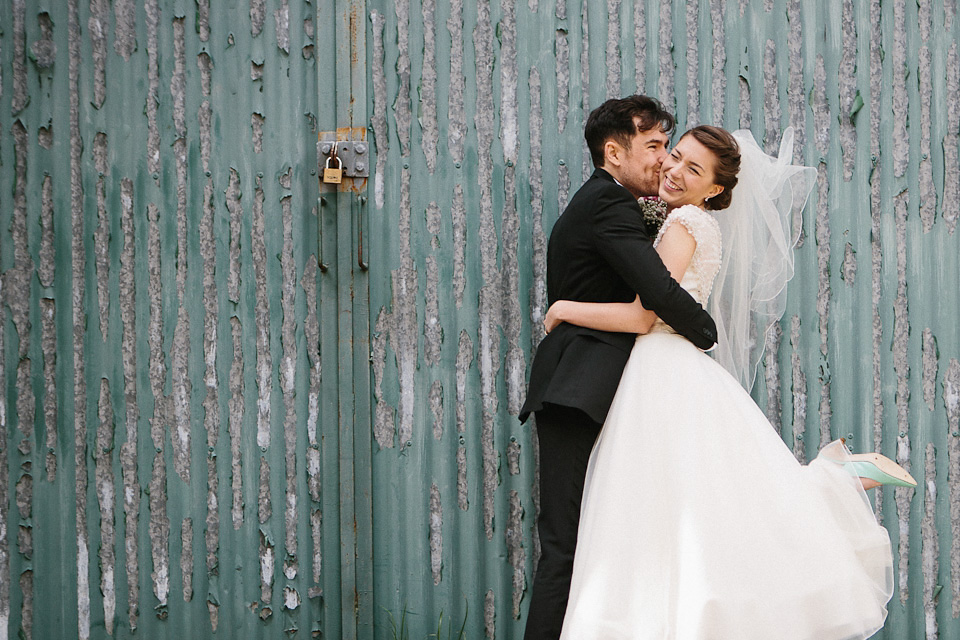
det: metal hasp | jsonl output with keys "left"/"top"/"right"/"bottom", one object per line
{"left": 319, "top": 135, "right": 370, "bottom": 177}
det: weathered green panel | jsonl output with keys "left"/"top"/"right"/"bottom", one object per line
{"left": 4, "top": 0, "right": 960, "bottom": 638}
{"left": 0, "top": 0, "right": 341, "bottom": 637}
{"left": 366, "top": 0, "right": 960, "bottom": 638}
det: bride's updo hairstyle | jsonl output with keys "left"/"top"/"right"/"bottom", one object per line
{"left": 682, "top": 126, "right": 741, "bottom": 211}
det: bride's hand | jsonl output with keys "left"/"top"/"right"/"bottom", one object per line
{"left": 544, "top": 301, "right": 568, "bottom": 334}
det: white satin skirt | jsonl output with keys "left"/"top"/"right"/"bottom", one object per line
{"left": 560, "top": 332, "right": 894, "bottom": 640}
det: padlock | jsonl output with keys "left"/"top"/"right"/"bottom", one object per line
{"left": 323, "top": 155, "right": 343, "bottom": 184}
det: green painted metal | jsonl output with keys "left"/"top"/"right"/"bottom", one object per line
{"left": 0, "top": 0, "right": 349, "bottom": 637}
{"left": 364, "top": 0, "right": 960, "bottom": 639}
{"left": 3, "top": 0, "right": 960, "bottom": 639}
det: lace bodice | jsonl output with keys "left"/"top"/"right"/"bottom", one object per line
{"left": 650, "top": 204, "right": 722, "bottom": 333}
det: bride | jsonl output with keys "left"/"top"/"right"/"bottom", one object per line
{"left": 547, "top": 126, "right": 910, "bottom": 639}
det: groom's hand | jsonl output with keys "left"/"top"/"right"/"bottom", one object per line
{"left": 544, "top": 301, "right": 568, "bottom": 334}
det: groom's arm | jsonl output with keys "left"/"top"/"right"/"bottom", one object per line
{"left": 592, "top": 189, "right": 717, "bottom": 350}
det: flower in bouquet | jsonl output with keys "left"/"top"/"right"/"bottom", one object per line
{"left": 638, "top": 196, "right": 668, "bottom": 237}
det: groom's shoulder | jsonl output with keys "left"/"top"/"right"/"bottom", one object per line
{"left": 569, "top": 169, "right": 629, "bottom": 206}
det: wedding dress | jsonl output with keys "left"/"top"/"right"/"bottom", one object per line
{"left": 559, "top": 205, "right": 894, "bottom": 640}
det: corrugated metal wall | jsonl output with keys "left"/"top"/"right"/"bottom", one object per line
{"left": 2, "top": 0, "right": 960, "bottom": 639}
{"left": 0, "top": 0, "right": 342, "bottom": 637}
{"left": 367, "top": 0, "right": 960, "bottom": 639}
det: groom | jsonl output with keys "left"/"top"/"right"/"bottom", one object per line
{"left": 519, "top": 95, "right": 718, "bottom": 639}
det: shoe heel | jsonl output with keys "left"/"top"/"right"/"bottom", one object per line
{"left": 843, "top": 454, "right": 917, "bottom": 488}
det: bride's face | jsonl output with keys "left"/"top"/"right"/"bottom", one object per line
{"left": 658, "top": 136, "right": 724, "bottom": 208}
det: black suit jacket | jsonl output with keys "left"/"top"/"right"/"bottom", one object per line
{"left": 519, "top": 168, "right": 718, "bottom": 425}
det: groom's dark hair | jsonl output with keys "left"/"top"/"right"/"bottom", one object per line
{"left": 585, "top": 95, "right": 675, "bottom": 168}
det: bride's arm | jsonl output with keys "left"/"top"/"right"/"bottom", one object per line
{"left": 544, "top": 223, "right": 697, "bottom": 334}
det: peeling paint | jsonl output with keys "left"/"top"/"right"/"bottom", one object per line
{"left": 456, "top": 331, "right": 473, "bottom": 511}
{"left": 12, "top": 0, "right": 27, "bottom": 114}
{"left": 119, "top": 173, "right": 139, "bottom": 629}
{"left": 94, "top": 132, "right": 110, "bottom": 341}
{"left": 147, "top": 200, "right": 170, "bottom": 617}
{"left": 373, "top": 308, "right": 395, "bottom": 449}
{"left": 198, "top": 77, "right": 221, "bottom": 622}
{"left": 918, "top": 15, "right": 936, "bottom": 231}
{"left": 280, "top": 194, "right": 299, "bottom": 580}
{"left": 475, "top": 0, "right": 503, "bottom": 541}
{"left": 684, "top": 0, "right": 698, "bottom": 122}
{"left": 196, "top": 0, "right": 210, "bottom": 42}
{"left": 89, "top": 0, "right": 108, "bottom": 108}
{"left": 813, "top": 55, "right": 831, "bottom": 447}
{"left": 172, "top": 104, "right": 192, "bottom": 482}
{"left": 146, "top": 0, "right": 160, "bottom": 179}
{"left": 429, "top": 484, "right": 442, "bottom": 585}
{"left": 529, "top": 66, "right": 547, "bottom": 348}
{"left": 922, "top": 443, "right": 938, "bottom": 639}
{"left": 0, "top": 275, "right": 8, "bottom": 640}
{"left": 96, "top": 379, "right": 116, "bottom": 634}
{"left": 580, "top": 1, "right": 591, "bottom": 181}
{"left": 556, "top": 28, "right": 570, "bottom": 135}
{"left": 395, "top": 0, "right": 412, "bottom": 157}
{"left": 259, "top": 457, "right": 272, "bottom": 525}
{"left": 709, "top": 0, "right": 725, "bottom": 122}
{"left": 371, "top": 11, "right": 388, "bottom": 209}
{"left": 420, "top": 0, "right": 439, "bottom": 172}
{"left": 69, "top": 0, "right": 91, "bottom": 632}
{"left": 227, "top": 169, "right": 242, "bottom": 303}
{"left": 762, "top": 40, "right": 780, "bottom": 155}
{"left": 763, "top": 324, "right": 782, "bottom": 432}
{"left": 31, "top": 12, "right": 56, "bottom": 69}
{"left": 869, "top": 0, "right": 885, "bottom": 526}
{"left": 37, "top": 124, "right": 52, "bottom": 150}
{"left": 605, "top": 0, "right": 622, "bottom": 100}
{"left": 424, "top": 256, "right": 442, "bottom": 366}
{"left": 944, "top": 44, "right": 959, "bottom": 235}
{"left": 944, "top": 359, "right": 960, "bottom": 617}
{"left": 893, "top": 191, "right": 913, "bottom": 604}
{"left": 841, "top": 243, "right": 857, "bottom": 285}
{"left": 250, "top": 0, "right": 266, "bottom": 37}
{"left": 283, "top": 587, "right": 300, "bottom": 611}
{"left": 430, "top": 381, "right": 443, "bottom": 441}
{"left": 39, "top": 173, "right": 54, "bottom": 286}
{"left": 507, "top": 491, "right": 525, "bottom": 618}
{"left": 790, "top": 316, "right": 807, "bottom": 463}
{"left": 892, "top": 0, "right": 909, "bottom": 178}
{"left": 181, "top": 518, "right": 194, "bottom": 602}
{"left": 41, "top": 298, "right": 56, "bottom": 482}
{"left": 839, "top": 0, "right": 856, "bottom": 181}
{"left": 18, "top": 571, "right": 32, "bottom": 640}
{"left": 657, "top": 1, "right": 674, "bottom": 111}
{"left": 274, "top": 0, "right": 290, "bottom": 54}
{"left": 252, "top": 113, "right": 265, "bottom": 154}
{"left": 260, "top": 531, "right": 275, "bottom": 604}
{"left": 452, "top": 185, "right": 466, "bottom": 308}
{"left": 922, "top": 329, "right": 938, "bottom": 412}
{"left": 253, "top": 178, "right": 272, "bottom": 450}
{"left": 113, "top": 0, "right": 136, "bottom": 59}
{"left": 736, "top": 76, "right": 750, "bottom": 130}
{"left": 786, "top": 0, "right": 805, "bottom": 172}
{"left": 229, "top": 316, "right": 245, "bottom": 530}
{"left": 446, "top": 0, "right": 466, "bottom": 162}
{"left": 484, "top": 590, "right": 495, "bottom": 639}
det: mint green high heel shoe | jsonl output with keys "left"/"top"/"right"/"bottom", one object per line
{"left": 842, "top": 453, "right": 917, "bottom": 488}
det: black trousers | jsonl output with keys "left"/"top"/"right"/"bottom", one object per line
{"left": 523, "top": 405, "right": 603, "bottom": 640}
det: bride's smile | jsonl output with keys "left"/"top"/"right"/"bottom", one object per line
{"left": 658, "top": 135, "right": 724, "bottom": 209}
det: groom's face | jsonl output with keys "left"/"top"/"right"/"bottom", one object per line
{"left": 618, "top": 123, "right": 670, "bottom": 198}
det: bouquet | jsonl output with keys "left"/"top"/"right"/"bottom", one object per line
{"left": 638, "top": 196, "right": 668, "bottom": 237}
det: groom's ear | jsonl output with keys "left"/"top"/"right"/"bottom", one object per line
{"left": 603, "top": 140, "right": 621, "bottom": 168}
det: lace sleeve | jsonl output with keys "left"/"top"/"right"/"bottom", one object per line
{"left": 655, "top": 205, "right": 722, "bottom": 278}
